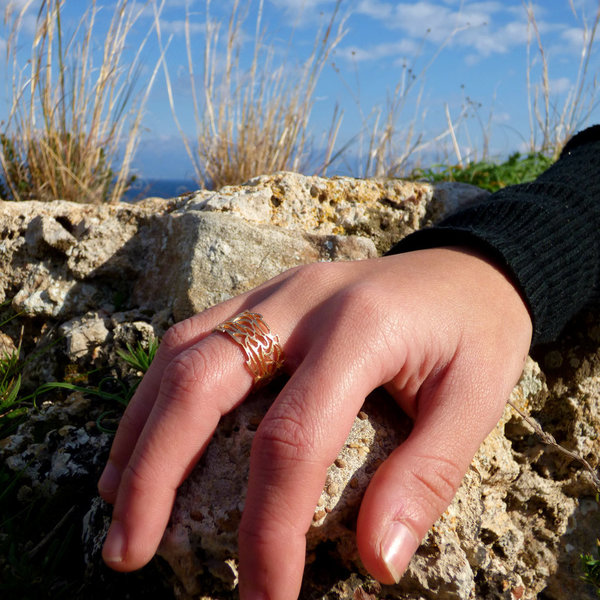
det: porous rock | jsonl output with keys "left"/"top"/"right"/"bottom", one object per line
{"left": 0, "top": 392, "right": 111, "bottom": 498}
{"left": 159, "top": 388, "right": 412, "bottom": 597}
{"left": 0, "top": 173, "right": 598, "bottom": 599}
{"left": 186, "top": 172, "right": 487, "bottom": 254}
{"left": 156, "top": 354, "right": 600, "bottom": 600}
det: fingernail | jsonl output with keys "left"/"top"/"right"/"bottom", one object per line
{"left": 98, "top": 461, "right": 120, "bottom": 496}
{"left": 103, "top": 521, "right": 125, "bottom": 563}
{"left": 379, "top": 520, "right": 420, "bottom": 583}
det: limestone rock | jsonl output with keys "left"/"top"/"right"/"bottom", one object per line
{"left": 159, "top": 389, "right": 411, "bottom": 597}
{"left": 59, "top": 312, "right": 111, "bottom": 362}
{"left": 0, "top": 173, "right": 597, "bottom": 599}
{"left": 0, "top": 330, "right": 17, "bottom": 358}
{"left": 2, "top": 174, "right": 450, "bottom": 320}
{"left": 186, "top": 172, "right": 487, "bottom": 254}
{"left": 135, "top": 210, "right": 377, "bottom": 321}
{"left": 0, "top": 392, "right": 111, "bottom": 498}
{"left": 25, "top": 214, "right": 77, "bottom": 256}
{"left": 158, "top": 353, "right": 600, "bottom": 600}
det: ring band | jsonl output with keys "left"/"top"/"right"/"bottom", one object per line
{"left": 214, "top": 310, "right": 285, "bottom": 386}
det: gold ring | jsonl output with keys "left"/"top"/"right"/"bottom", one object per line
{"left": 214, "top": 310, "right": 284, "bottom": 386}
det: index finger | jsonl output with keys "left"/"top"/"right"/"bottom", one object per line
{"left": 97, "top": 298, "right": 247, "bottom": 504}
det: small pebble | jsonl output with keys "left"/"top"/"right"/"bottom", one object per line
{"left": 313, "top": 509, "right": 326, "bottom": 522}
{"left": 190, "top": 509, "right": 204, "bottom": 522}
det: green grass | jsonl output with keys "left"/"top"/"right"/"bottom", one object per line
{"left": 118, "top": 339, "right": 159, "bottom": 375}
{"left": 0, "top": 347, "right": 25, "bottom": 437}
{"left": 581, "top": 539, "right": 600, "bottom": 596}
{"left": 409, "top": 151, "right": 555, "bottom": 193}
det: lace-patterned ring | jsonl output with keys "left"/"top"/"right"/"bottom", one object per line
{"left": 214, "top": 310, "right": 285, "bottom": 386}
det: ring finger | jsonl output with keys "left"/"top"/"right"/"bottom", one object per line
{"left": 101, "top": 302, "right": 298, "bottom": 571}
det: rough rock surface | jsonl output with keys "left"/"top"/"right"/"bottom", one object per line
{"left": 156, "top": 352, "right": 600, "bottom": 600}
{"left": 0, "top": 172, "right": 598, "bottom": 599}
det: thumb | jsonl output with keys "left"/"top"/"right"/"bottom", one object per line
{"left": 356, "top": 368, "right": 508, "bottom": 584}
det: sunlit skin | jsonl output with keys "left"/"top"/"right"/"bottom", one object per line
{"left": 98, "top": 247, "right": 533, "bottom": 599}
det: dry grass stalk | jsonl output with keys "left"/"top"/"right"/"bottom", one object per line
{"left": 159, "top": 0, "right": 346, "bottom": 190}
{"left": 335, "top": 22, "right": 472, "bottom": 179}
{"left": 1, "top": 0, "right": 161, "bottom": 203}
{"left": 507, "top": 398, "right": 600, "bottom": 493}
{"left": 525, "top": 0, "right": 600, "bottom": 157}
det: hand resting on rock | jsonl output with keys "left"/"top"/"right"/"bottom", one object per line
{"left": 98, "top": 246, "right": 532, "bottom": 599}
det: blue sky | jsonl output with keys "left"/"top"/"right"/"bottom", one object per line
{"left": 2, "top": 0, "right": 600, "bottom": 180}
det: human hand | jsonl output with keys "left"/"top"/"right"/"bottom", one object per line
{"left": 98, "top": 247, "right": 532, "bottom": 598}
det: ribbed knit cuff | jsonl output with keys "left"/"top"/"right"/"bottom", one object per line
{"left": 388, "top": 127, "right": 600, "bottom": 345}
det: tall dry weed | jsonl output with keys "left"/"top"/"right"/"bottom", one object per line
{"left": 0, "top": 0, "right": 161, "bottom": 203}
{"left": 329, "top": 21, "right": 479, "bottom": 179}
{"left": 525, "top": 0, "right": 600, "bottom": 157}
{"left": 357, "top": 0, "right": 600, "bottom": 176}
{"left": 158, "top": 0, "right": 346, "bottom": 190}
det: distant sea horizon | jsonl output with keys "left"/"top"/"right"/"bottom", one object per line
{"left": 122, "top": 178, "right": 200, "bottom": 202}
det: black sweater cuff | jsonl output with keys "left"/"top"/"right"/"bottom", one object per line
{"left": 388, "top": 127, "right": 600, "bottom": 345}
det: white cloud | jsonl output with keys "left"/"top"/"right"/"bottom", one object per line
{"left": 345, "top": 0, "right": 576, "bottom": 64}
{"left": 268, "top": 0, "right": 333, "bottom": 11}
{"left": 1, "top": 0, "right": 39, "bottom": 35}
{"left": 355, "top": 0, "right": 394, "bottom": 20}
{"left": 492, "top": 110, "right": 512, "bottom": 124}
{"left": 459, "top": 19, "right": 529, "bottom": 57}
{"left": 159, "top": 19, "right": 205, "bottom": 37}
{"left": 267, "top": 0, "right": 342, "bottom": 25}
{"left": 0, "top": 0, "right": 30, "bottom": 12}
{"left": 550, "top": 76, "right": 573, "bottom": 95}
{"left": 560, "top": 26, "right": 597, "bottom": 52}
{"left": 335, "top": 38, "right": 418, "bottom": 62}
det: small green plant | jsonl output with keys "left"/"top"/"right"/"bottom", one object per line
{"left": 0, "top": 305, "right": 28, "bottom": 437}
{"left": 581, "top": 539, "right": 600, "bottom": 596}
{"left": 0, "top": 347, "right": 25, "bottom": 438}
{"left": 35, "top": 338, "right": 159, "bottom": 423}
{"left": 118, "top": 338, "right": 159, "bottom": 375}
{"left": 0, "top": 334, "right": 160, "bottom": 596}
{"left": 410, "top": 151, "right": 554, "bottom": 193}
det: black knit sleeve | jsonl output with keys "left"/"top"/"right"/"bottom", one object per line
{"left": 387, "top": 126, "right": 600, "bottom": 345}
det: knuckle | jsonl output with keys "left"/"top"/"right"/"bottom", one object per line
{"left": 238, "top": 512, "right": 304, "bottom": 547}
{"left": 285, "top": 261, "right": 337, "bottom": 291}
{"left": 253, "top": 394, "right": 318, "bottom": 467}
{"left": 407, "top": 454, "right": 465, "bottom": 514}
{"left": 332, "top": 284, "right": 395, "bottom": 351}
{"left": 161, "top": 319, "right": 195, "bottom": 353}
{"left": 160, "top": 346, "right": 211, "bottom": 404}
{"left": 120, "top": 455, "right": 157, "bottom": 497}
{"left": 112, "top": 408, "right": 142, "bottom": 447}
{"left": 337, "top": 282, "right": 385, "bottom": 322}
